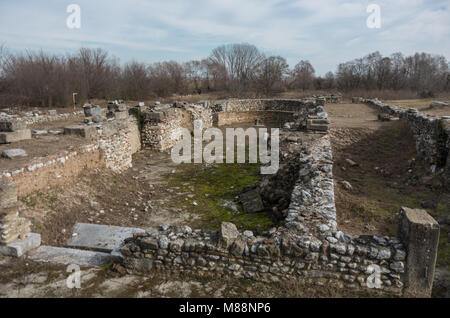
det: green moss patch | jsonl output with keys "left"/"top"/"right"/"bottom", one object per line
{"left": 166, "top": 162, "right": 274, "bottom": 233}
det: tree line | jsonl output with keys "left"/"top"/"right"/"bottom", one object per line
{"left": 0, "top": 43, "right": 449, "bottom": 107}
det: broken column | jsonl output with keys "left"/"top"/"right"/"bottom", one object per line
{"left": 398, "top": 207, "right": 440, "bottom": 298}
{"left": 0, "top": 120, "right": 32, "bottom": 144}
{"left": 0, "top": 182, "right": 40, "bottom": 257}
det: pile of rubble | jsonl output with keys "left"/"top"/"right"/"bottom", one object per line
{"left": 0, "top": 183, "right": 31, "bottom": 245}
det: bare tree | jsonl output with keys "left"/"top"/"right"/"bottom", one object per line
{"left": 121, "top": 61, "right": 150, "bottom": 100}
{"left": 210, "top": 43, "right": 265, "bottom": 93}
{"left": 256, "top": 56, "right": 289, "bottom": 95}
{"left": 291, "top": 60, "right": 315, "bottom": 90}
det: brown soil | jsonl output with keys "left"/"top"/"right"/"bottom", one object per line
{"left": 23, "top": 149, "right": 196, "bottom": 247}
{"left": 325, "top": 103, "right": 449, "bottom": 237}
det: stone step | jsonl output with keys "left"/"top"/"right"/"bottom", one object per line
{"left": 67, "top": 223, "right": 145, "bottom": 252}
{"left": 28, "top": 245, "right": 112, "bottom": 267}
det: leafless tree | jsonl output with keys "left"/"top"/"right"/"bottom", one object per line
{"left": 291, "top": 60, "right": 315, "bottom": 91}
{"left": 210, "top": 43, "right": 265, "bottom": 94}
{"left": 256, "top": 56, "right": 289, "bottom": 95}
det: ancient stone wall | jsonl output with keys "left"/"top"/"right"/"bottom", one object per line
{"left": 213, "top": 98, "right": 330, "bottom": 132}
{"left": 362, "top": 98, "right": 450, "bottom": 182}
{"left": 0, "top": 110, "right": 84, "bottom": 125}
{"left": 141, "top": 105, "right": 213, "bottom": 151}
{"left": 98, "top": 117, "right": 141, "bottom": 172}
{"left": 216, "top": 111, "right": 295, "bottom": 127}
{"left": 0, "top": 117, "right": 141, "bottom": 196}
{"left": 119, "top": 132, "right": 434, "bottom": 297}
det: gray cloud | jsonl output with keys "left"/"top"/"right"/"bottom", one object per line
{"left": 0, "top": 0, "right": 448, "bottom": 74}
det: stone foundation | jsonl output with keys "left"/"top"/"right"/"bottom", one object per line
{"left": 120, "top": 129, "right": 439, "bottom": 297}
{"left": 362, "top": 98, "right": 450, "bottom": 186}
{"left": 141, "top": 104, "right": 213, "bottom": 151}
{"left": 0, "top": 117, "right": 141, "bottom": 196}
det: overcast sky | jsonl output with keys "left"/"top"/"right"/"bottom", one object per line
{"left": 0, "top": 0, "right": 449, "bottom": 75}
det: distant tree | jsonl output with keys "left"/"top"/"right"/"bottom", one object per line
{"left": 292, "top": 60, "right": 315, "bottom": 90}
{"left": 256, "top": 56, "right": 289, "bottom": 95}
{"left": 209, "top": 43, "right": 265, "bottom": 93}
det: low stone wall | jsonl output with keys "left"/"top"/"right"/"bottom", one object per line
{"left": 213, "top": 98, "right": 330, "bottom": 132}
{"left": 216, "top": 98, "right": 319, "bottom": 113}
{"left": 362, "top": 98, "right": 450, "bottom": 181}
{"left": 216, "top": 111, "right": 295, "bottom": 127}
{"left": 0, "top": 117, "right": 141, "bottom": 196}
{"left": 120, "top": 130, "right": 438, "bottom": 297}
{"left": 141, "top": 105, "right": 213, "bottom": 151}
{"left": 0, "top": 144, "right": 104, "bottom": 197}
{"left": 0, "top": 110, "right": 84, "bottom": 125}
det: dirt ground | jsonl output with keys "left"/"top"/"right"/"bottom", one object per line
{"left": 325, "top": 103, "right": 449, "bottom": 237}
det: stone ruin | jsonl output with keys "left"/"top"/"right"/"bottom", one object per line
{"left": 355, "top": 97, "right": 450, "bottom": 188}
{"left": 0, "top": 93, "right": 442, "bottom": 297}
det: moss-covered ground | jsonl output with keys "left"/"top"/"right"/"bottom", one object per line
{"left": 166, "top": 162, "right": 275, "bottom": 233}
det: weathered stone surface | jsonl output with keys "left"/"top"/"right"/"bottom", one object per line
{"left": 430, "top": 101, "right": 449, "bottom": 108}
{"left": 0, "top": 233, "right": 41, "bottom": 257}
{"left": 0, "top": 183, "right": 18, "bottom": 209}
{"left": 230, "top": 238, "right": 246, "bottom": 256}
{"left": 28, "top": 246, "right": 112, "bottom": 267}
{"left": 0, "top": 216, "right": 31, "bottom": 244}
{"left": 240, "top": 189, "right": 264, "bottom": 214}
{"left": 1, "top": 148, "right": 28, "bottom": 159}
{"left": 0, "top": 129, "right": 32, "bottom": 143}
{"left": 399, "top": 207, "right": 440, "bottom": 298}
{"left": 219, "top": 222, "right": 240, "bottom": 248}
{"left": 67, "top": 223, "right": 145, "bottom": 252}
{"left": 0, "top": 120, "right": 27, "bottom": 132}
{"left": 83, "top": 104, "right": 102, "bottom": 117}
{"left": 64, "top": 125, "right": 97, "bottom": 139}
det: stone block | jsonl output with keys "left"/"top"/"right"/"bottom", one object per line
{"left": 398, "top": 207, "right": 440, "bottom": 298}
{"left": 0, "top": 183, "right": 18, "bottom": 209}
{"left": 1, "top": 148, "right": 28, "bottom": 159}
{"left": 146, "top": 112, "right": 166, "bottom": 122}
{"left": 64, "top": 125, "right": 97, "bottom": 139}
{"left": 0, "top": 205, "right": 20, "bottom": 218}
{"left": 219, "top": 222, "right": 240, "bottom": 249}
{"left": 83, "top": 104, "right": 102, "bottom": 117}
{"left": 0, "top": 217, "right": 31, "bottom": 244}
{"left": 307, "top": 122, "right": 329, "bottom": 132}
{"left": 0, "top": 129, "right": 32, "bottom": 144}
{"left": 240, "top": 189, "right": 265, "bottom": 213}
{"left": 0, "top": 233, "right": 41, "bottom": 257}
{"left": 0, "top": 120, "right": 27, "bottom": 132}
{"left": 114, "top": 111, "right": 129, "bottom": 120}
{"left": 67, "top": 223, "right": 145, "bottom": 252}
{"left": 28, "top": 246, "right": 112, "bottom": 267}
